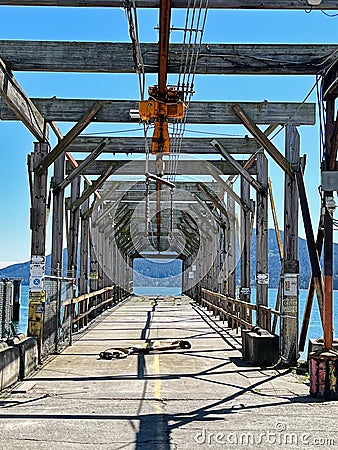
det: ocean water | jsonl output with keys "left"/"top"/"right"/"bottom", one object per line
{"left": 15, "top": 285, "right": 336, "bottom": 360}
{"left": 134, "top": 286, "right": 182, "bottom": 296}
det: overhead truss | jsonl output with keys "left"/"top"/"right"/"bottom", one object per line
{"left": 1, "top": 41, "right": 338, "bottom": 75}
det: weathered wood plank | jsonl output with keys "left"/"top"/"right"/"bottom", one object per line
{"left": 281, "top": 124, "right": 300, "bottom": 364}
{"left": 35, "top": 101, "right": 102, "bottom": 175}
{"left": 56, "top": 138, "right": 109, "bottom": 191}
{"left": 1, "top": 41, "right": 338, "bottom": 75}
{"left": 0, "top": 58, "right": 48, "bottom": 141}
{"left": 232, "top": 103, "right": 295, "bottom": 174}
{"left": 66, "top": 159, "right": 257, "bottom": 176}
{"left": 71, "top": 164, "right": 115, "bottom": 211}
{"left": 0, "top": 98, "right": 316, "bottom": 125}
{"left": 240, "top": 177, "right": 251, "bottom": 303}
{"left": 255, "top": 152, "right": 269, "bottom": 312}
{"left": 30, "top": 142, "right": 50, "bottom": 256}
{"left": 68, "top": 136, "right": 259, "bottom": 154}
{"left": 0, "top": 0, "right": 337, "bottom": 9}
{"left": 211, "top": 139, "right": 266, "bottom": 194}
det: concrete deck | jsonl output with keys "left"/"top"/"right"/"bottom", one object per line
{"left": 0, "top": 295, "right": 337, "bottom": 449}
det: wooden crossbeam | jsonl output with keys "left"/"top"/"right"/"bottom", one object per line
{"left": 49, "top": 117, "right": 101, "bottom": 200}
{"left": 71, "top": 164, "right": 115, "bottom": 212}
{"left": 206, "top": 166, "right": 250, "bottom": 213}
{"left": 295, "top": 166, "right": 324, "bottom": 324}
{"left": 197, "top": 183, "right": 229, "bottom": 221}
{"left": 211, "top": 139, "right": 267, "bottom": 195}
{"left": 2, "top": 41, "right": 337, "bottom": 75}
{"left": 65, "top": 159, "right": 257, "bottom": 176}
{"left": 67, "top": 136, "right": 260, "bottom": 154}
{"left": 56, "top": 138, "right": 109, "bottom": 192}
{"left": 226, "top": 124, "right": 278, "bottom": 185}
{"left": 35, "top": 102, "right": 102, "bottom": 175}
{"left": 0, "top": 58, "right": 48, "bottom": 141}
{"left": 0, "top": 0, "right": 337, "bottom": 9}
{"left": 0, "top": 98, "right": 316, "bottom": 125}
{"left": 232, "top": 104, "right": 294, "bottom": 176}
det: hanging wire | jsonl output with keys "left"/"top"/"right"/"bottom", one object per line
{"left": 167, "top": 0, "right": 209, "bottom": 182}
{"left": 124, "top": 0, "right": 145, "bottom": 101}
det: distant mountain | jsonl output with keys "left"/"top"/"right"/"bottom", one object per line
{"left": 0, "top": 250, "right": 68, "bottom": 286}
{"left": 0, "top": 230, "right": 337, "bottom": 289}
{"left": 249, "top": 229, "right": 338, "bottom": 289}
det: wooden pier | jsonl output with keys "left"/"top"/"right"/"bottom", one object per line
{"left": 2, "top": 295, "right": 338, "bottom": 450}
{"left": 0, "top": 0, "right": 338, "bottom": 405}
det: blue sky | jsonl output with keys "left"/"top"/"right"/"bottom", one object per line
{"left": 0, "top": 5, "right": 337, "bottom": 263}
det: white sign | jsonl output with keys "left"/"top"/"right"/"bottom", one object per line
{"left": 256, "top": 273, "right": 269, "bottom": 285}
{"left": 240, "top": 287, "right": 251, "bottom": 295}
{"left": 284, "top": 274, "right": 298, "bottom": 297}
{"left": 188, "top": 271, "right": 195, "bottom": 279}
{"left": 192, "top": 265, "right": 197, "bottom": 272}
{"left": 30, "top": 255, "right": 45, "bottom": 292}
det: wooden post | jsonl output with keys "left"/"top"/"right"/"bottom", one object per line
{"left": 79, "top": 198, "right": 90, "bottom": 296}
{"left": 68, "top": 177, "right": 81, "bottom": 278}
{"left": 51, "top": 155, "right": 65, "bottom": 274}
{"left": 226, "top": 184, "right": 236, "bottom": 299}
{"left": 89, "top": 229, "right": 98, "bottom": 293}
{"left": 51, "top": 153, "right": 65, "bottom": 352}
{"left": 256, "top": 152, "right": 269, "bottom": 323}
{"left": 97, "top": 229, "right": 104, "bottom": 290}
{"left": 28, "top": 142, "right": 49, "bottom": 355}
{"left": 323, "top": 98, "right": 335, "bottom": 350}
{"left": 218, "top": 224, "right": 226, "bottom": 295}
{"left": 281, "top": 125, "right": 300, "bottom": 364}
{"left": 240, "top": 177, "right": 251, "bottom": 303}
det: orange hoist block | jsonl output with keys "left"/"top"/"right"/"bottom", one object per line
{"left": 139, "top": 86, "right": 186, "bottom": 154}
{"left": 152, "top": 121, "right": 170, "bottom": 154}
{"left": 139, "top": 100, "right": 185, "bottom": 120}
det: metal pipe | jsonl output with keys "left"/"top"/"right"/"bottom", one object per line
{"left": 158, "top": 0, "right": 171, "bottom": 96}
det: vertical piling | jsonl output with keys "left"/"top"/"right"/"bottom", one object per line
{"left": 281, "top": 125, "right": 300, "bottom": 365}
{"left": 256, "top": 152, "right": 268, "bottom": 324}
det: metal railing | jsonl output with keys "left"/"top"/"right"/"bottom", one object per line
{"left": 200, "top": 288, "right": 280, "bottom": 333}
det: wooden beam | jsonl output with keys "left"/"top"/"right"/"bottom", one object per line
{"left": 79, "top": 198, "right": 90, "bottom": 297}
{"left": 65, "top": 159, "right": 258, "bottom": 176}
{"left": 232, "top": 104, "right": 295, "bottom": 175}
{"left": 35, "top": 101, "right": 102, "bottom": 175}
{"left": 67, "top": 177, "right": 81, "bottom": 277}
{"left": 30, "top": 142, "right": 50, "bottom": 256}
{"left": 240, "top": 178, "right": 251, "bottom": 303}
{"left": 191, "top": 194, "right": 223, "bottom": 228}
{"left": 2, "top": 41, "right": 338, "bottom": 75}
{"left": 71, "top": 164, "right": 115, "bottom": 212}
{"left": 211, "top": 139, "right": 267, "bottom": 195}
{"left": 197, "top": 183, "right": 229, "bottom": 220}
{"left": 206, "top": 165, "right": 250, "bottom": 212}
{"left": 51, "top": 154, "right": 65, "bottom": 277}
{"left": 0, "top": 58, "right": 48, "bottom": 141}
{"left": 67, "top": 136, "right": 260, "bottom": 154}
{"left": 295, "top": 166, "right": 324, "bottom": 323}
{"left": 299, "top": 225, "right": 324, "bottom": 352}
{"left": 226, "top": 123, "right": 279, "bottom": 184}
{"left": 256, "top": 152, "right": 269, "bottom": 313}
{"left": 55, "top": 138, "right": 109, "bottom": 191}
{"left": 0, "top": 0, "right": 337, "bottom": 9}
{"left": 226, "top": 184, "right": 236, "bottom": 299}
{"left": 281, "top": 124, "right": 300, "bottom": 364}
{"left": 0, "top": 98, "right": 316, "bottom": 125}
{"left": 50, "top": 121, "right": 101, "bottom": 200}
